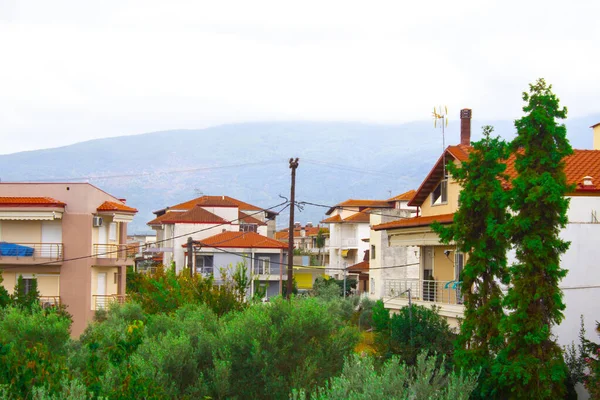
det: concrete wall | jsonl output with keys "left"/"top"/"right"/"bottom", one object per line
{"left": 419, "top": 174, "right": 461, "bottom": 217}
{"left": 369, "top": 209, "right": 419, "bottom": 299}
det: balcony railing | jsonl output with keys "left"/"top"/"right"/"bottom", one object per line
{"left": 384, "top": 279, "right": 463, "bottom": 305}
{"left": 0, "top": 242, "right": 63, "bottom": 261}
{"left": 93, "top": 294, "right": 127, "bottom": 310}
{"left": 330, "top": 238, "right": 358, "bottom": 248}
{"left": 39, "top": 296, "right": 61, "bottom": 308}
{"left": 93, "top": 244, "right": 130, "bottom": 259}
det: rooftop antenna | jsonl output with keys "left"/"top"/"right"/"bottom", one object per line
{"left": 432, "top": 105, "right": 449, "bottom": 178}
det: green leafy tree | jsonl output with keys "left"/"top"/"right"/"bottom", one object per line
{"left": 495, "top": 78, "right": 573, "bottom": 398}
{"left": 316, "top": 229, "right": 326, "bottom": 265}
{"left": 12, "top": 275, "right": 40, "bottom": 310}
{"left": 0, "top": 271, "right": 11, "bottom": 308}
{"left": 432, "top": 126, "right": 510, "bottom": 397}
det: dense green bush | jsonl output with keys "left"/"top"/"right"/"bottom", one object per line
{"left": 291, "top": 351, "right": 478, "bottom": 400}
{"left": 0, "top": 306, "right": 72, "bottom": 398}
{"left": 373, "top": 302, "right": 456, "bottom": 367}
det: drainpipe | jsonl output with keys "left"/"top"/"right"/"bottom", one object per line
{"left": 279, "top": 249, "right": 283, "bottom": 295}
{"left": 250, "top": 249, "right": 255, "bottom": 299}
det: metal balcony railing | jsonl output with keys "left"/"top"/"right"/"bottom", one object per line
{"left": 93, "top": 244, "right": 130, "bottom": 259}
{"left": 39, "top": 296, "right": 61, "bottom": 308}
{"left": 384, "top": 279, "right": 463, "bottom": 305}
{"left": 93, "top": 294, "right": 127, "bottom": 310}
{"left": 0, "top": 242, "right": 63, "bottom": 261}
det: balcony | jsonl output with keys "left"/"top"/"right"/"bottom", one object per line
{"left": 93, "top": 294, "right": 127, "bottom": 310}
{"left": 330, "top": 238, "right": 358, "bottom": 248}
{"left": 93, "top": 244, "right": 132, "bottom": 265}
{"left": 0, "top": 242, "right": 63, "bottom": 264}
{"left": 39, "top": 296, "right": 61, "bottom": 308}
{"left": 384, "top": 279, "right": 463, "bottom": 304}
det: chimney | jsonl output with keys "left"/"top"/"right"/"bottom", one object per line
{"left": 460, "top": 108, "right": 472, "bottom": 146}
{"left": 583, "top": 176, "right": 594, "bottom": 186}
{"left": 591, "top": 123, "right": 600, "bottom": 150}
{"left": 294, "top": 222, "right": 301, "bottom": 229}
{"left": 306, "top": 222, "right": 313, "bottom": 228}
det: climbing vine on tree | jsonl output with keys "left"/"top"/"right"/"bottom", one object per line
{"left": 494, "top": 78, "right": 573, "bottom": 398}
{"left": 432, "top": 126, "right": 511, "bottom": 398}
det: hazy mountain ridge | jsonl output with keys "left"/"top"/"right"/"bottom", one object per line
{"left": 1, "top": 115, "right": 598, "bottom": 233}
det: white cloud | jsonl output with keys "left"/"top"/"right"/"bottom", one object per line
{"left": 0, "top": 0, "right": 599, "bottom": 153}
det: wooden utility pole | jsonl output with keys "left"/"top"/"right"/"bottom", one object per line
{"left": 187, "top": 236, "right": 193, "bottom": 278}
{"left": 287, "top": 157, "right": 299, "bottom": 299}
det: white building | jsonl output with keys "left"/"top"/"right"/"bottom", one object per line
{"left": 148, "top": 195, "right": 277, "bottom": 272}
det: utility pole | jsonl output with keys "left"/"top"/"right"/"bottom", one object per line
{"left": 187, "top": 236, "right": 193, "bottom": 278}
{"left": 287, "top": 157, "right": 299, "bottom": 299}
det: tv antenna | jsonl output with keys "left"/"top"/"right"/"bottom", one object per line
{"left": 432, "top": 106, "right": 449, "bottom": 178}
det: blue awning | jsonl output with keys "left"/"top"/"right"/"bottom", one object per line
{"left": 0, "top": 242, "right": 34, "bottom": 257}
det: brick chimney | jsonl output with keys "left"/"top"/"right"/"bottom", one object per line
{"left": 460, "top": 108, "right": 472, "bottom": 146}
{"left": 592, "top": 123, "right": 600, "bottom": 150}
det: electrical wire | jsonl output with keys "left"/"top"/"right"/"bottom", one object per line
{"left": 296, "top": 200, "right": 417, "bottom": 220}
{"left": 0, "top": 200, "right": 291, "bottom": 269}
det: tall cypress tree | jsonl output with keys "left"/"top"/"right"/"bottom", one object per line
{"left": 495, "top": 78, "right": 573, "bottom": 398}
{"left": 433, "top": 126, "right": 510, "bottom": 397}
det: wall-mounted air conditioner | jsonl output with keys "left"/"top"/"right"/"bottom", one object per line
{"left": 93, "top": 216, "right": 103, "bottom": 227}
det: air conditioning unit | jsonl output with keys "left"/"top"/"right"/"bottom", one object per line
{"left": 93, "top": 216, "right": 103, "bottom": 227}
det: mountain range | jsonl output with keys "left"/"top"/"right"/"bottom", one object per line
{"left": 1, "top": 114, "right": 599, "bottom": 233}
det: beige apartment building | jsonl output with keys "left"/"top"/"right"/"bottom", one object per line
{"left": 0, "top": 183, "right": 137, "bottom": 336}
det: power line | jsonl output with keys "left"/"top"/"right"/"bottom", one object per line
{"left": 0, "top": 201, "right": 290, "bottom": 269}
{"left": 297, "top": 200, "right": 417, "bottom": 220}
{"left": 22, "top": 161, "right": 283, "bottom": 183}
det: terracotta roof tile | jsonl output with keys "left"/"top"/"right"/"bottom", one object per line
{"left": 185, "top": 231, "right": 288, "bottom": 249}
{"left": 0, "top": 197, "right": 66, "bottom": 207}
{"left": 97, "top": 201, "right": 138, "bottom": 213}
{"left": 373, "top": 213, "right": 455, "bottom": 231}
{"left": 238, "top": 211, "right": 266, "bottom": 226}
{"left": 326, "top": 199, "right": 394, "bottom": 215}
{"left": 343, "top": 212, "right": 371, "bottom": 223}
{"left": 348, "top": 260, "right": 369, "bottom": 273}
{"left": 157, "top": 206, "right": 228, "bottom": 224}
{"left": 387, "top": 190, "right": 417, "bottom": 202}
{"left": 321, "top": 214, "right": 343, "bottom": 223}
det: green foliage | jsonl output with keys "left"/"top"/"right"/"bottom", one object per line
{"left": 581, "top": 320, "right": 600, "bottom": 398}
{"left": 282, "top": 277, "right": 299, "bottom": 297}
{"left": 375, "top": 304, "right": 455, "bottom": 368}
{"left": 291, "top": 351, "right": 478, "bottom": 400}
{"left": 372, "top": 300, "right": 390, "bottom": 333}
{"left": 217, "top": 297, "right": 360, "bottom": 399}
{"left": 0, "top": 271, "right": 11, "bottom": 308}
{"left": 431, "top": 125, "right": 510, "bottom": 397}
{"left": 0, "top": 306, "right": 72, "bottom": 398}
{"left": 127, "top": 265, "right": 245, "bottom": 316}
{"left": 495, "top": 78, "right": 573, "bottom": 398}
{"left": 12, "top": 274, "right": 41, "bottom": 310}
{"left": 312, "top": 276, "right": 341, "bottom": 300}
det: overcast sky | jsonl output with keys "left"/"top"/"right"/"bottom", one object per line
{"left": 1, "top": 0, "right": 599, "bottom": 154}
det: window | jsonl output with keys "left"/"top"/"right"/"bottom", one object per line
{"left": 240, "top": 224, "right": 258, "bottom": 233}
{"left": 23, "top": 278, "right": 35, "bottom": 295}
{"left": 371, "top": 245, "right": 376, "bottom": 260}
{"left": 431, "top": 179, "right": 448, "bottom": 205}
{"left": 195, "top": 255, "right": 214, "bottom": 274}
{"left": 255, "top": 257, "right": 271, "bottom": 275}
{"left": 109, "top": 222, "right": 117, "bottom": 241}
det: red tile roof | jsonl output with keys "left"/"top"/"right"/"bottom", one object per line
{"left": 326, "top": 199, "right": 394, "bottom": 215}
{"left": 373, "top": 213, "right": 455, "bottom": 231}
{"left": 0, "top": 197, "right": 66, "bottom": 207}
{"left": 321, "top": 214, "right": 343, "bottom": 223}
{"left": 348, "top": 260, "right": 369, "bottom": 273}
{"left": 97, "top": 201, "right": 138, "bottom": 213}
{"left": 387, "top": 190, "right": 417, "bottom": 202}
{"left": 410, "top": 145, "right": 600, "bottom": 207}
{"left": 343, "top": 212, "right": 371, "bottom": 223}
{"left": 239, "top": 211, "right": 266, "bottom": 226}
{"left": 185, "top": 231, "right": 288, "bottom": 249}
{"left": 168, "top": 195, "right": 266, "bottom": 212}
{"left": 155, "top": 206, "right": 228, "bottom": 224}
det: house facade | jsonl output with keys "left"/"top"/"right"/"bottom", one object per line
{"left": 275, "top": 223, "right": 330, "bottom": 265}
{"left": 183, "top": 230, "right": 288, "bottom": 299}
{"left": 148, "top": 195, "right": 277, "bottom": 272}
{"left": 373, "top": 110, "right": 600, "bottom": 346}
{"left": 0, "top": 183, "right": 137, "bottom": 336}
